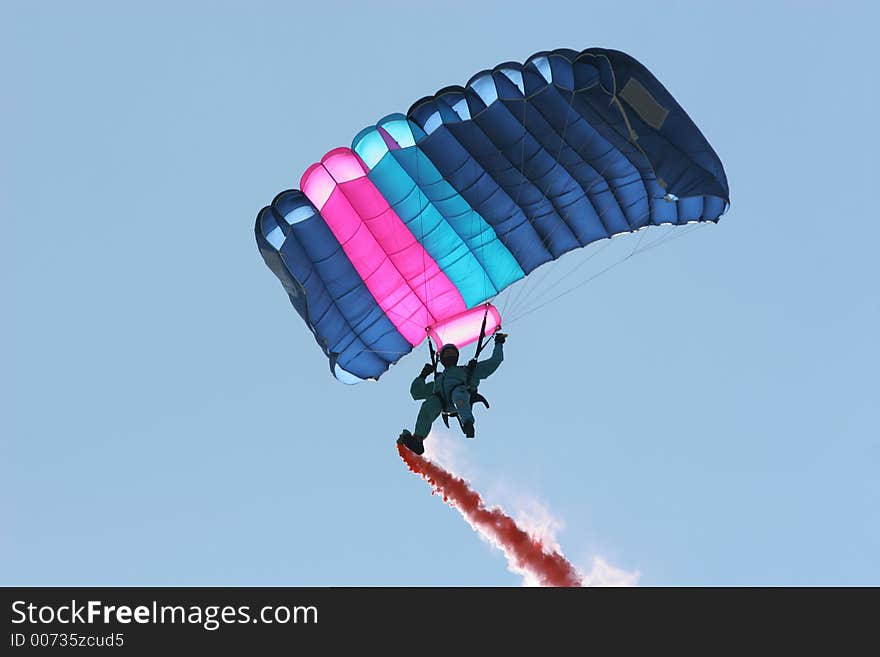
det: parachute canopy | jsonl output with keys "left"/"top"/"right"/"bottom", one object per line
{"left": 255, "top": 48, "right": 729, "bottom": 383}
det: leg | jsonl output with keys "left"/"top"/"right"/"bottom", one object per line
{"left": 399, "top": 396, "right": 442, "bottom": 456}
{"left": 413, "top": 395, "right": 442, "bottom": 438}
{"left": 451, "top": 387, "right": 475, "bottom": 437}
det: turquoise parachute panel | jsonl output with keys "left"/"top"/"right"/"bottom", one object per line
{"left": 378, "top": 116, "right": 525, "bottom": 298}
{"left": 353, "top": 118, "right": 525, "bottom": 308}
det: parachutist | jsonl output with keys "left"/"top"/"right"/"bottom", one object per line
{"left": 399, "top": 335, "right": 506, "bottom": 453}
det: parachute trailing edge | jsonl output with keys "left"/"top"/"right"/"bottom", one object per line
{"left": 255, "top": 47, "right": 729, "bottom": 383}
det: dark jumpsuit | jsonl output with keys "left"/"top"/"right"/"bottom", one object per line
{"left": 409, "top": 341, "right": 504, "bottom": 436}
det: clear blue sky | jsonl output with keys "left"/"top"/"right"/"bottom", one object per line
{"left": 3, "top": 1, "right": 878, "bottom": 586}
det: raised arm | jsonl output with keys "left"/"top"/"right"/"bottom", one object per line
{"left": 472, "top": 334, "right": 506, "bottom": 382}
{"left": 410, "top": 363, "right": 436, "bottom": 400}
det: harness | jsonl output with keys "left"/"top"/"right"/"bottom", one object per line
{"left": 428, "top": 305, "right": 493, "bottom": 431}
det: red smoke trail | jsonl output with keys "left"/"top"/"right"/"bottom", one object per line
{"left": 397, "top": 444, "right": 582, "bottom": 587}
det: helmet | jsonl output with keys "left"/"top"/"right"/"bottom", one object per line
{"left": 438, "top": 343, "right": 460, "bottom": 367}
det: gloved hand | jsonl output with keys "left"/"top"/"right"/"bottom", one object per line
{"left": 419, "top": 363, "right": 434, "bottom": 378}
{"left": 494, "top": 332, "right": 508, "bottom": 344}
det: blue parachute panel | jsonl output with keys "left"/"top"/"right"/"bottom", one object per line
{"left": 255, "top": 190, "right": 410, "bottom": 381}
{"left": 407, "top": 48, "right": 728, "bottom": 280}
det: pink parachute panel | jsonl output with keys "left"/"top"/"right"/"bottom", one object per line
{"left": 428, "top": 304, "right": 502, "bottom": 350}
{"left": 302, "top": 148, "right": 466, "bottom": 346}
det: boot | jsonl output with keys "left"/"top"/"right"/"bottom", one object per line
{"left": 397, "top": 429, "right": 425, "bottom": 455}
